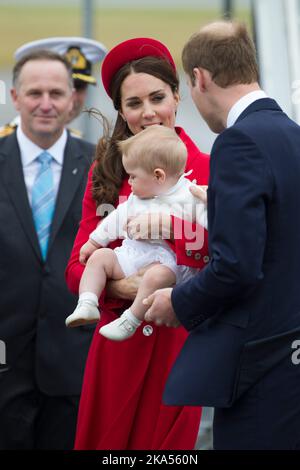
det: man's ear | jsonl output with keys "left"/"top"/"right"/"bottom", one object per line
{"left": 68, "top": 88, "right": 75, "bottom": 113}
{"left": 10, "top": 88, "right": 19, "bottom": 111}
{"left": 153, "top": 168, "right": 166, "bottom": 183}
{"left": 193, "top": 67, "right": 211, "bottom": 93}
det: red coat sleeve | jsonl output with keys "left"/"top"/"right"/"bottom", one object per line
{"left": 169, "top": 127, "right": 211, "bottom": 269}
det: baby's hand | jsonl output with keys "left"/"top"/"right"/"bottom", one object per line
{"left": 190, "top": 185, "right": 208, "bottom": 205}
{"left": 79, "top": 239, "right": 100, "bottom": 265}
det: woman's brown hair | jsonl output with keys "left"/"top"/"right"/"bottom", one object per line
{"left": 92, "top": 56, "right": 179, "bottom": 206}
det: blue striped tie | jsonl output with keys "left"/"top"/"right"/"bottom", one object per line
{"left": 32, "top": 151, "right": 55, "bottom": 260}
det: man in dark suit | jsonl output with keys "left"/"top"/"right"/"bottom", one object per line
{"left": 143, "top": 21, "right": 300, "bottom": 449}
{"left": 0, "top": 50, "right": 95, "bottom": 449}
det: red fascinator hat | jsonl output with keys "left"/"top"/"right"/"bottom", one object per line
{"left": 101, "top": 37, "right": 176, "bottom": 97}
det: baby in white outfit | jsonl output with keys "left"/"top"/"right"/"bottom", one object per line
{"left": 65, "top": 125, "right": 207, "bottom": 341}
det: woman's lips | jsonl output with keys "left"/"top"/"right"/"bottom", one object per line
{"left": 141, "top": 123, "right": 162, "bottom": 129}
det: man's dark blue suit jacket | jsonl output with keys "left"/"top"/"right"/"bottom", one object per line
{"left": 164, "top": 98, "right": 300, "bottom": 408}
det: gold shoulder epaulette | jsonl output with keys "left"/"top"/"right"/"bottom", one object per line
{"left": 0, "top": 123, "right": 17, "bottom": 138}
{"left": 69, "top": 127, "right": 83, "bottom": 139}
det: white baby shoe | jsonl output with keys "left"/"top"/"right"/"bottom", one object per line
{"left": 99, "top": 316, "right": 138, "bottom": 341}
{"left": 65, "top": 301, "right": 100, "bottom": 328}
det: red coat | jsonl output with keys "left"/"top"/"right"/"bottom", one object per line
{"left": 66, "top": 127, "right": 210, "bottom": 450}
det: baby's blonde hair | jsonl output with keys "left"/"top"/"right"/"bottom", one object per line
{"left": 118, "top": 125, "right": 187, "bottom": 177}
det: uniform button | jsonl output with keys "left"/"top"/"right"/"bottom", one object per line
{"left": 186, "top": 250, "right": 192, "bottom": 257}
{"left": 143, "top": 325, "right": 153, "bottom": 336}
{"left": 194, "top": 253, "right": 201, "bottom": 260}
{"left": 203, "top": 256, "right": 210, "bottom": 263}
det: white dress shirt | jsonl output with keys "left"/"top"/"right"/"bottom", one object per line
{"left": 16, "top": 125, "right": 67, "bottom": 205}
{"left": 226, "top": 90, "right": 268, "bottom": 128}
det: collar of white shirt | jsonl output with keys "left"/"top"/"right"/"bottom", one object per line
{"left": 226, "top": 90, "right": 268, "bottom": 128}
{"left": 16, "top": 125, "right": 67, "bottom": 167}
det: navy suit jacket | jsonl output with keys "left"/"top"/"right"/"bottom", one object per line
{"left": 0, "top": 131, "right": 95, "bottom": 395}
{"left": 164, "top": 98, "right": 300, "bottom": 407}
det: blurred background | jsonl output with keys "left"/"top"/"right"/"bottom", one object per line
{"left": 1, "top": 0, "right": 300, "bottom": 449}
{"left": 1, "top": 0, "right": 300, "bottom": 151}
{"left": 0, "top": 0, "right": 255, "bottom": 152}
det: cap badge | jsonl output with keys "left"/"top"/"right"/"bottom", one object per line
{"left": 65, "top": 47, "right": 87, "bottom": 70}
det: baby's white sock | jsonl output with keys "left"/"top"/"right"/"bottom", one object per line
{"left": 123, "top": 308, "right": 142, "bottom": 327}
{"left": 79, "top": 292, "right": 99, "bottom": 306}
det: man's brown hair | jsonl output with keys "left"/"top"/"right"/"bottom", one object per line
{"left": 13, "top": 49, "right": 73, "bottom": 89}
{"left": 182, "top": 20, "right": 259, "bottom": 88}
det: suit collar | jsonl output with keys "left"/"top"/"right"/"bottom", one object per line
{"left": 236, "top": 97, "right": 282, "bottom": 124}
{"left": 16, "top": 126, "right": 67, "bottom": 166}
{"left": 227, "top": 91, "right": 268, "bottom": 127}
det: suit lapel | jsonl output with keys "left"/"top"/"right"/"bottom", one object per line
{"left": 0, "top": 133, "right": 41, "bottom": 259}
{"left": 48, "top": 135, "right": 88, "bottom": 252}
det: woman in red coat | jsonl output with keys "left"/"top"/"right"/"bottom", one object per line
{"left": 66, "top": 38, "right": 210, "bottom": 450}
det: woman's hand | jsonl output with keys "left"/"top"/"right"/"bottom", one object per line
{"left": 106, "top": 262, "right": 160, "bottom": 300}
{"left": 125, "top": 213, "right": 174, "bottom": 241}
{"left": 189, "top": 185, "right": 208, "bottom": 205}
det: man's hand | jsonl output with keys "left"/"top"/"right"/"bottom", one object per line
{"left": 143, "top": 288, "right": 180, "bottom": 327}
{"left": 189, "top": 185, "right": 208, "bottom": 204}
{"left": 79, "top": 239, "right": 100, "bottom": 265}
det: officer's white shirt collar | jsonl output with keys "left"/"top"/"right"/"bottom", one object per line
{"left": 226, "top": 90, "right": 268, "bottom": 128}
{"left": 16, "top": 124, "right": 67, "bottom": 166}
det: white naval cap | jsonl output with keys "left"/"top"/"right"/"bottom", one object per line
{"left": 14, "top": 37, "right": 107, "bottom": 85}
